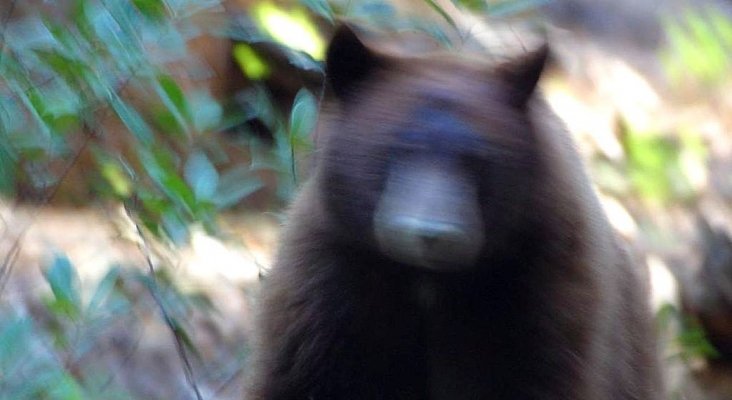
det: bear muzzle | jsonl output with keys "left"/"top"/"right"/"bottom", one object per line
{"left": 373, "top": 158, "right": 485, "bottom": 271}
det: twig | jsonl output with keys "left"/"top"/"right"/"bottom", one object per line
{"left": 0, "top": 69, "right": 135, "bottom": 298}
{"left": 42, "top": 133, "right": 93, "bottom": 204}
{"left": 123, "top": 204, "right": 204, "bottom": 400}
{"left": 0, "top": 233, "right": 22, "bottom": 294}
{"left": 0, "top": 129, "right": 91, "bottom": 297}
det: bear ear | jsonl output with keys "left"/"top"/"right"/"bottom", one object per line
{"left": 494, "top": 44, "right": 550, "bottom": 108}
{"left": 326, "top": 24, "right": 385, "bottom": 99}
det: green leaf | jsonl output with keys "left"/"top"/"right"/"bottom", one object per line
{"left": 184, "top": 151, "right": 219, "bottom": 201}
{"left": 72, "top": 0, "right": 94, "bottom": 41}
{"left": 213, "top": 166, "right": 264, "bottom": 208}
{"left": 233, "top": 44, "right": 271, "bottom": 80}
{"left": 453, "top": 0, "right": 484, "bottom": 11}
{"left": 0, "top": 95, "right": 26, "bottom": 137}
{"left": 16, "top": 87, "right": 52, "bottom": 138}
{"left": 109, "top": 92, "right": 155, "bottom": 144}
{"left": 132, "top": 0, "right": 168, "bottom": 20}
{"left": 88, "top": 2, "right": 142, "bottom": 71}
{"left": 161, "top": 209, "right": 189, "bottom": 244}
{"left": 151, "top": 106, "right": 186, "bottom": 137}
{"left": 139, "top": 147, "right": 197, "bottom": 215}
{"left": 87, "top": 267, "right": 121, "bottom": 313}
{"left": 189, "top": 90, "right": 223, "bottom": 132}
{"left": 289, "top": 88, "right": 318, "bottom": 139}
{"left": 156, "top": 74, "right": 191, "bottom": 130}
{"left": 100, "top": 161, "right": 133, "bottom": 198}
{"left": 34, "top": 50, "right": 83, "bottom": 85}
{"left": 284, "top": 48, "right": 324, "bottom": 73}
{"left": 422, "top": 0, "right": 456, "bottom": 29}
{"left": 619, "top": 117, "right": 696, "bottom": 203}
{"left": 684, "top": 13, "right": 726, "bottom": 83}
{"left": 662, "top": 9, "right": 732, "bottom": 86}
{"left": 678, "top": 316, "right": 720, "bottom": 359}
{"left": 23, "top": 81, "right": 82, "bottom": 136}
{"left": 164, "top": 173, "right": 198, "bottom": 211}
{"left": 44, "top": 254, "right": 81, "bottom": 319}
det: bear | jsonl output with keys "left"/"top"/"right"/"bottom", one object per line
{"left": 244, "top": 25, "right": 662, "bottom": 400}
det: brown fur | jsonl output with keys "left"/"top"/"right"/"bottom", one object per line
{"left": 245, "top": 26, "right": 662, "bottom": 400}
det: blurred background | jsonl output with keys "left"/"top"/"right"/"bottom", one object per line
{"left": 0, "top": 0, "right": 731, "bottom": 398}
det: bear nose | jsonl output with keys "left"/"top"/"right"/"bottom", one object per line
{"left": 396, "top": 218, "right": 466, "bottom": 249}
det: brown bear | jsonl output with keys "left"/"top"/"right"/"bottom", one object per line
{"left": 245, "top": 25, "right": 662, "bottom": 400}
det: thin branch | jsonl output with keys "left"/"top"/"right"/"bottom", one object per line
{"left": 42, "top": 133, "right": 93, "bottom": 204}
{"left": 0, "top": 127, "right": 91, "bottom": 298}
{"left": 0, "top": 69, "right": 136, "bottom": 297}
{"left": 124, "top": 204, "right": 204, "bottom": 400}
{"left": 0, "top": 233, "right": 22, "bottom": 294}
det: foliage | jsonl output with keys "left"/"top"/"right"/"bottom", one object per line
{"left": 657, "top": 302, "right": 720, "bottom": 362}
{"left": 1, "top": 0, "right": 230, "bottom": 242}
{"left": 0, "top": 0, "right": 327, "bottom": 245}
{"left": 0, "top": 251, "right": 241, "bottom": 399}
{"left": 593, "top": 117, "right": 707, "bottom": 206}
{"left": 0, "top": 255, "right": 133, "bottom": 399}
{"left": 0, "top": 0, "right": 549, "bottom": 242}
{"left": 622, "top": 122, "right": 706, "bottom": 205}
{"left": 662, "top": 6, "right": 732, "bottom": 89}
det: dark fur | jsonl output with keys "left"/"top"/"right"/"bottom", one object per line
{"left": 245, "top": 27, "right": 661, "bottom": 400}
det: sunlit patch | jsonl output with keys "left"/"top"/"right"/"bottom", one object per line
{"left": 253, "top": 2, "right": 325, "bottom": 60}
{"left": 233, "top": 44, "right": 270, "bottom": 80}
{"left": 647, "top": 255, "right": 679, "bottom": 312}
{"left": 599, "top": 194, "right": 637, "bottom": 238}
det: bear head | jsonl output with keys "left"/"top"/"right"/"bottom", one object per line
{"left": 316, "top": 25, "right": 550, "bottom": 272}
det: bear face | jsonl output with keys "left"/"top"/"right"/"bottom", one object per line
{"left": 317, "top": 26, "right": 549, "bottom": 271}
